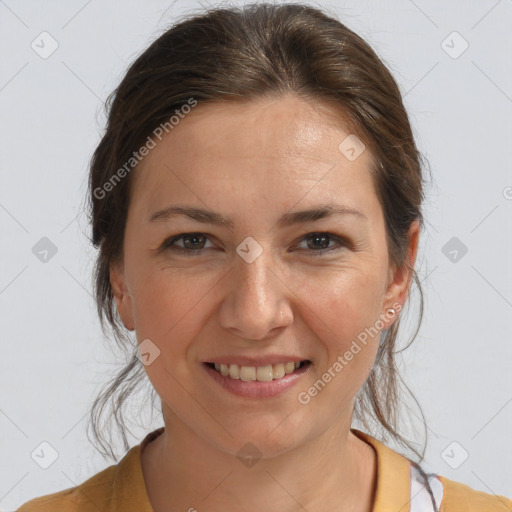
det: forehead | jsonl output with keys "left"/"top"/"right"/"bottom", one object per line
{"left": 130, "top": 95, "right": 377, "bottom": 215}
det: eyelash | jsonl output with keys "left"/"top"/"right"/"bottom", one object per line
{"left": 161, "top": 232, "right": 349, "bottom": 256}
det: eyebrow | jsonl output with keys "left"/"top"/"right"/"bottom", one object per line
{"left": 148, "top": 203, "right": 366, "bottom": 229}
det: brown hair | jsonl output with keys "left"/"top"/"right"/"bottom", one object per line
{"left": 86, "top": 2, "right": 431, "bottom": 465}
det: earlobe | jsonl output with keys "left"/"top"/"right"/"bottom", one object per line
{"left": 110, "top": 262, "right": 135, "bottom": 331}
{"left": 382, "top": 220, "right": 420, "bottom": 323}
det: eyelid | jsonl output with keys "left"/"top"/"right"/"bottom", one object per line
{"left": 160, "top": 231, "right": 351, "bottom": 255}
{"left": 161, "top": 232, "right": 216, "bottom": 251}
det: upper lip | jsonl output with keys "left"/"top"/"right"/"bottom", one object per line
{"left": 204, "top": 355, "right": 310, "bottom": 367}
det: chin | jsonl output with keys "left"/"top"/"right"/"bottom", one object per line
{"left": 214, "top": 414, "right": 315, "bottom": 460}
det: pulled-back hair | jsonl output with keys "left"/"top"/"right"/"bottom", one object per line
{"left": 86, "top": 2, "right": 430, "bottom": 465}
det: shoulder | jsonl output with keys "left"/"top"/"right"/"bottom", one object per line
{"left": 17, "top": 463, "right": 117, "bottom": 512}
{"left": 352, "top": 428, "right": 511, "bottom": 512}
{"left": 437, "top": 474, "right": 512, "bottom": 512}
{"left": 16, "top": 433, "right": 157, "bottom": 512}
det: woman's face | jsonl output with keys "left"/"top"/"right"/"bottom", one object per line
{"left": 111, "top": 94, "right": 418, "bottom": 457}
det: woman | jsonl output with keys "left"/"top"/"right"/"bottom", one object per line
{"left": 18, "top": 3, "right": 511, "bottom": 511}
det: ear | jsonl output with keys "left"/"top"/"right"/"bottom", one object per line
{"left": 382, "top": 219, "right": 420, "bottom": 322}
{"left": 110, "top": 261, "right": 135, "bottom": 331}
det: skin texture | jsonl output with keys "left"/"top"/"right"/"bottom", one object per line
{"left": 110, "top": 94, "right": 419, "bottom": 512}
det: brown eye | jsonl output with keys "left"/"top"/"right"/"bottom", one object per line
{"left": 296, "top": 232, "right": 348, "bottom": 255}
{"left": 161, "top": 231, "right": 348, "bottom": 257}
{"left": 181, "top": 233, "right": 207, "bottom": 250}
{"left": 306, "top": 233, "right": 332, "bottom": 250}
{"left": 162, "top": 233, "right": 214, "bottom": 254}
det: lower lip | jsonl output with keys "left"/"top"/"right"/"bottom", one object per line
{"left": 202, "top": 362, "right": 311, "bottom": 399}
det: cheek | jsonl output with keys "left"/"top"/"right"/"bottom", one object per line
{"left": 127, "top": 271, "right": 212, "bottom": 399}
{"left": 128, "top": 247, "right": 388, "bottom": 369}
{"left": 293, "top": 266, "right": 385, "bottom": 389}
{"left": 129, "top": 267, "right": 224, "bottom": 359}
{"left": 295, "top": 263, "right": 387, "bottom": 335}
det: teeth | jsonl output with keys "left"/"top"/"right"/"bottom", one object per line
{"left": 285, "top": 362, "right": 296, "bottom": 374}
{"left": 256, "top": 365, "right": 273, "bottom": 382}
{"left": 229, "top": 364, "right": 240, "bottom": 379}
{"left": 273, "top": 363, "right": 285, "bottom": 379}
{"left": 240, "top": 366, "right": 256, "bottom": 381}
{"left": 214, "top": 361, "right": 306, "bottom": 381}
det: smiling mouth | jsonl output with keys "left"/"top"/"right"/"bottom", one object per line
{"left": 205, "top": 360, "right": 311, "bottom": 381}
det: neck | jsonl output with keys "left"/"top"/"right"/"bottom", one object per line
{"left": 141, "top": 408, "right": 377, "bottom": 512}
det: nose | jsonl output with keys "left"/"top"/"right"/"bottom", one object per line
{"left": 218, "top": 247, "right": 294, "bottom": 341}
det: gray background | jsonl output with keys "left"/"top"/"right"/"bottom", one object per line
{"left": 1, "top": 0, "right": 511, "bottom": 509}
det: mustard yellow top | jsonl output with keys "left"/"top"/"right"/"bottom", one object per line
{"left": 17, "top": 427, "right": 511, "bottom": 511}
